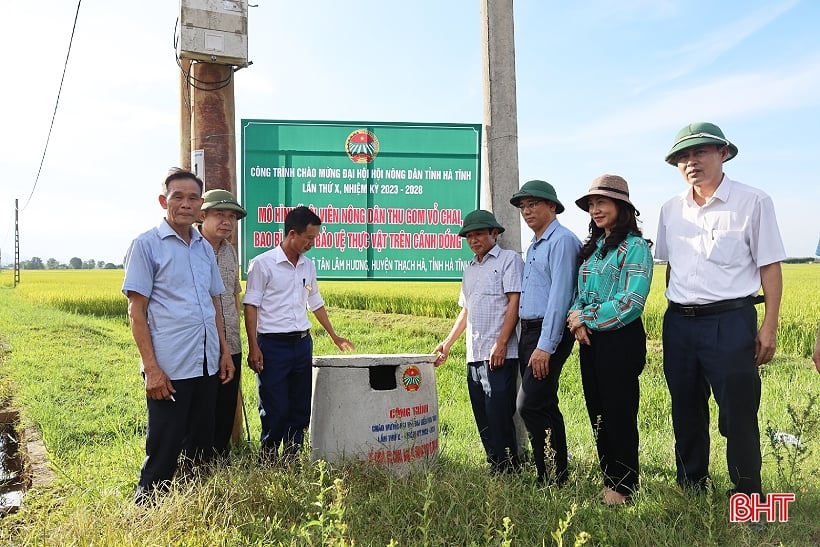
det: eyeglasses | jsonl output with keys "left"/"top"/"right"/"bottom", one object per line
{"left": 517, "top": 200, "right": 543, "bottom": 211}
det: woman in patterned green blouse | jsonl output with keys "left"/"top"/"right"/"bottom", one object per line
{"left": 567, "top": 174, "right": 654, "bottom": 506}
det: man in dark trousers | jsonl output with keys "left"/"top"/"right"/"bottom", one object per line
{"left": 510, "top": 180, "right": 581, "bottom": 485}
{"left": 123, "top": 168, "right": 234, "bottom": 504}
{"left": 656, "top": 122, "right": 785, "bottom": 496}
{"left": 434, "top": 210, "right": 524, "bottom": 474}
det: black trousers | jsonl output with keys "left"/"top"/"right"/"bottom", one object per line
{"left": 213, "top": 352, "right": 242, "bottom": 457}
{"left": 467, "top": 359, "right": 519, "bottom": 472}
{"left": 138, "top": 374, "right": 219, "bottom": 490}
{"left": 579, "top": 318, "right": 646, "bottom": 495}
{"left": 663, "top": 305, "right": 762, "bottom": 494}
{"left": 517, "top": 323, "right": 575, "bottom": 484}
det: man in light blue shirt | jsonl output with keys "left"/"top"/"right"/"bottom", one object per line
{"left": 510, "top": 180, "right": 581, "bottom": 485}
{"left": 123, "top": 168, "right": 234, "bottom": 504}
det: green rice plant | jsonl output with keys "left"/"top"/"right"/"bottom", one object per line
{"left": 11, "top": 264, "right": 819, "bottom": 357}
{"left": 321, "top": 281, "right": 461, "bottom": 318}
{"left": 1, "top": 282, "right": 820, "bottom": 545}
{"left": 14, "top": 270, "right": 126, "bottom": 318}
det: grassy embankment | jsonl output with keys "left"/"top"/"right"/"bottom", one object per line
{"left": 0, "top": 267, "right": 818, "bottom": 545}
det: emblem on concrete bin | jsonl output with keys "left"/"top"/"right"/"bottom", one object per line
{"left": 401, "top": 365, "right": 421, "bottom": 391}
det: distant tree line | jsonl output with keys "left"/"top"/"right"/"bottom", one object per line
{"left": 783, "top": 257, "right": 818, "bottom": 264}
{"left": 18, "top": 257, "right": 123, "bottom": 270}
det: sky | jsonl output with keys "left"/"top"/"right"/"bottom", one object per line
{"left": 1, "top": 0, "right": 818, "bottom": 265}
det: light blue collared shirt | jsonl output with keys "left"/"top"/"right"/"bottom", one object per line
{"left": 519, "top": 219, "right": 581, "bottom": 354}
{"left": 122, "top": 219, "right": 225, "bottom": 380}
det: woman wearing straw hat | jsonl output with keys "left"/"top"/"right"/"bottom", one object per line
{"left": 567, "top": 174, "right": 653, "bottom": 505}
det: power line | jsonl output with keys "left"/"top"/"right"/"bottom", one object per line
{"left": 21, "top": 0, "right": 82, "bottom": 212}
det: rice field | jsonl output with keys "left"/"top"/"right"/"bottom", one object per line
{"left": 4, "top": 263, "right": 819, "bottom": 356}
{"left": 1, "top": 264, "right": 819, "bottom": 545}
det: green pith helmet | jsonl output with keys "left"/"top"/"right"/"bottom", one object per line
{"left": 665, "top": 122, "right": 738, "bottom": 165}
{"left": 201, "top": 189, "right": 247, "bottom": 220}
{"left": 458, "top": 209, "right": 505, "bottom": 237}
{"left": 509, "top": 179, "right": 565, "bottom": 214}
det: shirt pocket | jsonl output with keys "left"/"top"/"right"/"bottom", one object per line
{"left": 707, "top": 229, "right": 747, "bottom": 266}
{"left": 480, "top": 271, "right": 504, "bottom": 295}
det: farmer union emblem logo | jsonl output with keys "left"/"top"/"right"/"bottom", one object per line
{"left": 401, "top": 365, "right": 422, "bottom": 391}
{"left": 345, "top": 129, "right": 379, "bottom": 163}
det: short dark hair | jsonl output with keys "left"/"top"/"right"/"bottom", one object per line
{"left": 163, "top": 167, "right": 204, "bottom": 196}
{"left": 285, "top": 206, "right": 322, "bottom": 234}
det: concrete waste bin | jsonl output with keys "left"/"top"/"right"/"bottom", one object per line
{"left": 310, "top": 353, "right": 438, "bottom": 474}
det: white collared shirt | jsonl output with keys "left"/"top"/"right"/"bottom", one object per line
{"left": 243, "top": 245, "right": 324, "bottom": 333}
{"left": 655, "top": 175, "right": 786, "bottom": 305}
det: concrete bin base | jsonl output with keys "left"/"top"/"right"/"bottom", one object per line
{"left": 310, "top": 354, "right": 438, "bottom": 475}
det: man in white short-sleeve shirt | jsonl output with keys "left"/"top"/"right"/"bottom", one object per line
{"left": 656, "top": 122, "right": 786, "bottom": 496}
{"left": 243, "top": 206, "right": 355, "bottom": 461}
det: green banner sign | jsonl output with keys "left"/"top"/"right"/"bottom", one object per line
{"left": 241, "top": 120, "right": 481, "bottom": 280}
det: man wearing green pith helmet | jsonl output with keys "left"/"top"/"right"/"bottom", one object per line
{"left": 510, "top": 180, "right": 581, "bottom": 486}
{"left": 198, "top": 189, "right": 247, "bottom": 458}
{"left": 434, "top": 210, "right": 524, "bottom": 474}
{"left": 656, "top": 122, "right": 786, "bottom": 497}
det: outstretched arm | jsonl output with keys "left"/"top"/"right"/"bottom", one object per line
{"left": 312, "top": 306, "right": 355, "bottom": 352}
{"left": 434, "top": 308, "right": 468, "bottom": 366}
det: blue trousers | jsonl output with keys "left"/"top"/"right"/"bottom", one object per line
{"left": 256, "top": 334, "right": 313, "bottom": 457}
{"left": 663, "top": 305, "right": 762, "bottom": 494}
{"left": 467, "top": 358, "right": 519, "bottom": 472}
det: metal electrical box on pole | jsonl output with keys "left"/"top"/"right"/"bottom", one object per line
{"left": 176, "top": 0, "right": 248, "bottom": 195}
{"left": 177, "top": 0, "right": 249, "bottom": 67}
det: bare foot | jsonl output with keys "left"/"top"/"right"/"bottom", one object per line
{"left": 602, "top": 487, "right": 629, "bottom": 506}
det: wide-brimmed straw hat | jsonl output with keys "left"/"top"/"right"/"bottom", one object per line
{"left": 575, "top": 174, "right": 635, "bottom": 212}
{"left": 201, "top": 189, "right": 247, "bottom": 220}
{"left": 509, "top": 179, "right": 565, "bottom": 214}
{"left": 664, "top": 122, "right": 738, "bottom": 165}
{"left": 458, "top": 209, "right": 505, "bottom": 237}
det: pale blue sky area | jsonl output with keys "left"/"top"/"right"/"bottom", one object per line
{"left": 1, "top": 0, "right": 818, "bottom": 263}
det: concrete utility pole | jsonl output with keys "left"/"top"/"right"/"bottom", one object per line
{"left": 480, "top": 0, "right": 521, "bottom": 252}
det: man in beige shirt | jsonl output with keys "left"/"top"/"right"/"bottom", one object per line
{"left": 199, "top": 189, "right": 247, "bottom": 458}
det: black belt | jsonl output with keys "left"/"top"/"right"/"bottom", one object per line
{"left": 259, "top": 330, "right": 310, "bottom": 341}
{"left": 668, "top": 295, "right": 764, "bottom": 317}
{"left": 520, "top": 318, "right": 543, "bottom": 329}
